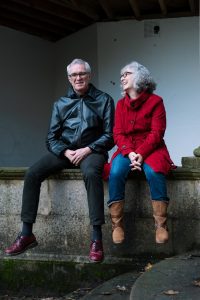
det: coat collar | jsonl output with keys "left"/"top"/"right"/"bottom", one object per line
{"left": 66, "top": 83, "right": 95, "bottom": 99}
{"left": 125, "top": 90, "right": 150, "bottom": 109}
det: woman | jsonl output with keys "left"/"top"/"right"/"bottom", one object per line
{"left": 108, "top": 61, "right": 175, "bottom": 245}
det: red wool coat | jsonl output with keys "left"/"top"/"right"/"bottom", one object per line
{"left": 110, "top": 91, "right": 175, "bottom": 176}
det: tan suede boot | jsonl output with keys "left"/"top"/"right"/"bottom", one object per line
{"left": 152, "top": 200, "right": 169, "bottom": 244}
{"left": 109, "top": 201, "right": 125, "bottom": 244}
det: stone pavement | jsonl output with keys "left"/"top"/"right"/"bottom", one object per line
{"left": 130, "top": 251, "right": 200, "bottom": 300}
{"left": 80, "top": 251, "right": 200, "bottom": 300}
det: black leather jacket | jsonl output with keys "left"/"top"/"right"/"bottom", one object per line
{"left": 46, "top": 84, "right": 115, "bottom": 158}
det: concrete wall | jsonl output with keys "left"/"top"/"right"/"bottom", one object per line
{"left": 1, "top": 163, "right": 200, "bottom": 258}
{"left": 0, "top": 26, "right": 54, "bottom": 167}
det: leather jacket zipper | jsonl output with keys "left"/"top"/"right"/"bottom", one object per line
{"left": 77, "top": 98, "right": 83, "bottom": 147}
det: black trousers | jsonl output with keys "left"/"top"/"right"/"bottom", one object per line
{"left": 21, "top": 152, "right": 106, "bottom": 225}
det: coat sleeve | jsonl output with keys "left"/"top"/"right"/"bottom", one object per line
{"left": 135, "top": 99, "right": 166, "bottom": 159}
{"left": 46, "top": 102, "right": 68, "bottom": 157}
{"left": 113, "top": 100, "right": 135, "bottom": 156}
{"left": 88, "top": 95, "right": 115, "bottom": 153}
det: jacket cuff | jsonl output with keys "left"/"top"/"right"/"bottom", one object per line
{"left": 121, "top": 147, "right": 134, "bottom": 156}
{"left": 135, "top": 147, "right": 149, "bottom": 159}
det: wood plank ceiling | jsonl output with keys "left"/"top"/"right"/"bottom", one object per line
{"left": 0, "top": 0, "right": 199, "bottom": 42}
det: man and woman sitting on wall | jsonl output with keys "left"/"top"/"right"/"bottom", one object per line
{"left": 5, "top": 58, "right": 175, "bottom": 263}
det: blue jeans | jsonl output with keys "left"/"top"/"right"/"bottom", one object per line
{"left": 108, "top": 153, "right": 169, "bottom": 206}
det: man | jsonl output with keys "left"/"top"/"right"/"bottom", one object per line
{"left": 5, "top": 58, "right": 115, "bottom": 263}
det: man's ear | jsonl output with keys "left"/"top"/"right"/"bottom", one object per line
{"left": 88, "top": 73, "right": 91, "bottom": 81}
{"left": 68, "top": 76, "right": 72, "bottom": 84}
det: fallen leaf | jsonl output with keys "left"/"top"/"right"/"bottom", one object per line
{"left": 116, "top": 285, "right": 127, "bottom": 291}
{"left": 145, "top": 263, "right": 153, "bottom": 271}
{"left": 100, "top": 291, "right": 113, "bottom": 295}
{"left": 163, "top": 289, "right": 179, "bottom": 295}
{"left": 193, "top": 279, "right": 200, "bottom": 287}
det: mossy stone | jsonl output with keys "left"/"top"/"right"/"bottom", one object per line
{"left": 193, "top": 146, "right": 200, "bottom": 157}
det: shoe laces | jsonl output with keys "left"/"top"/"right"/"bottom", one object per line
{"left": 13, "top": 232, "right": 22, "bottom": 243}
{"left": 91, "top": 241, "right": 102, "bottom": 251}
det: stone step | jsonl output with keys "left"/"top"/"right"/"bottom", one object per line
{"left": 65, "top": 257, "right": 157, "bottom": 299}
{"left": 76, "top": 251, "right": 200, "bottom": 300}
{"left": 80, "top": 271, "right": 141, "bottom": 300}
{"left": 0, "top": 252, "right": 148, "bottom": 299}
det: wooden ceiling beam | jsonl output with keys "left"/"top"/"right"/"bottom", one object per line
{"left": 9, "top": 0, "right": 90, "bottom": 25}
{"left": 139, "top": 10, "right": 195, "bottom": 20}
{"left": 69, "top": 0, "right": 100, "bottom": 20}
{"left": 99, "top": 0, "right": 114, "bottom": 18}
{"left": 0, "top": 2, "right": 78, "bottom": 32}
{"left": 158, "top": 0, "right": 167, "bottom": 16}
{"left": 129, "top": 0, "right": 141, "bottom": 20}
{"left": 188, "top": 0, "right": 195, "bottom": 13}
{"left": 0, "top": 17, "right": 63, "bottom": 42}
{"left": 0, "top": 0, "right": 198, "bottom": 42}
{"left": 0, "top": 8, "right": 70, "bottom": 37}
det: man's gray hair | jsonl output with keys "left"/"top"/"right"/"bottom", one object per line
{"left": 66, "top": 58, "right": 91, "bottom": 75}
{"left": 121, "top": 61, "right": 156, "bottom": 94}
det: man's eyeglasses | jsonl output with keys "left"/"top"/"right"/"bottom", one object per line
{"left": 68, "top": 72, "right": 88, "bottom": 79}
{"left": 120, "top": 72, "right": 133, "bottom": 80}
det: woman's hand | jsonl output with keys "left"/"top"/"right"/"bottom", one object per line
{"left": 128, "top": 152, "right": 143, "bottom": 171}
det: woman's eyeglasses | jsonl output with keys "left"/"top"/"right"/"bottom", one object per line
{"left": 120, "top": 72, "right": 133, "bottom": 80}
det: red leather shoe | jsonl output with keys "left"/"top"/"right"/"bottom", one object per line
{"left": 89, "top": 240, "right": 104, "bottom": 263}
{"left": 5, "top": 233, "right": 38, "bottom": 256}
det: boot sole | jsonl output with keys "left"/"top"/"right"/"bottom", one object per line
{"left": 156, "top": 240, "right": 168, "bottom": 244}
{"left": 113, "top": 239, "right": 125, "bottom": 244}
{"left": 5, "top": 241, "right": 38, "bottom": 256}
{"left": 113, "top": 241, "right": 124, "bottom": 244}
{"left": 89, "top": 257, "right": 104, "bottom": 264}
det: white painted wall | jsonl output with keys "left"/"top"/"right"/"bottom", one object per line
{"left": 97, "top": 17, "right": 199, "bottom": 166}
{"left": 0, "top": 17, "right": 199, "bottom": 167}
{"left": 0, "top": 26, "right": 54, "bottom": 166}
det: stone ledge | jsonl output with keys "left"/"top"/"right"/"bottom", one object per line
{"left": 1, "top": 166, "right": 200, "bottom": 180}
{"left": 0, "top": 167, "right": 83, "bottom": 180}
{"left": 182, "top": 156, "right": 200, "bottom": 169}
{"left": 0, "top": 252, "right": 138, "bottom": 264}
